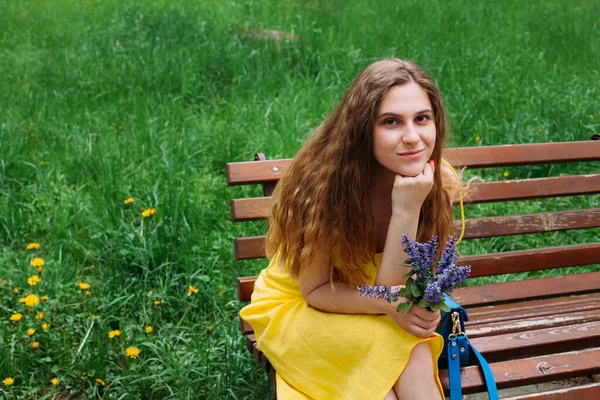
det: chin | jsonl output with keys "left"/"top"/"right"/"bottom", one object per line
{"left": 395, "top": 164, "right": 426, "bottom": 177}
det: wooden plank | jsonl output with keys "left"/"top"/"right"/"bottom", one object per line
{"left": 503, "top": 382, "right": 600, "bottom": 400}
{"left": 233, "top": 210, "right": 600, "bottom": 260}
{"left": 459, "top": 209, "right": 600, "bottom": 239}
{"left": 444, "top": 141, "right": 600, "bottom": 169}
{"left": 468, "top": 293, "right": 600, "bottom": 323}
{"left": 238, "top": 276, "right": 257, "bottom": 302}
{"left": 439, "top": 347, "right": 600, "bottom": 394}
{"left": 461, "top": 243, "right": 600, "bottom": 278}
{"left": 467, "top": 175, "right": 600, "bottom": 204}
{"left": 453, "top": 271, "right": 600, "bottom": 307}
{"left": 234, "top": 236, "right": 266, "bottom": 260}
{"left": 467, "top": 294, "right": 600, "bottom": 326}
{"left": 467, "top": 293, "right": 600, "bottom": 319}
{"left": 468, "top": 311, "right": 600, "bottom": 343}
{"left": 226, "top": 141, "right": 600, "bottom": 186}
{"left": 230, "top": 176, "right": 600, "bottom": 221}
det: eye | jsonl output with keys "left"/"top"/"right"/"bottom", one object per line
{"left": 383, "top": 118, "right": 398, "bottom": 126}
{"left": 415, "top": 114, "right": 432, "bottom": 124}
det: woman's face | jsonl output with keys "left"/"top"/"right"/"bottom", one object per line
{"left": 372, "top": 82, "right": 437, "bottom": 177}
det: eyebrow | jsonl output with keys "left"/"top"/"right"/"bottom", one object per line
{"left": 379, "top": 109, "right": 433, "bottom": 118}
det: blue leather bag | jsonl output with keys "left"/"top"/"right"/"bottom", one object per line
{"left": 435, "top": 294, "right": 499, "bottom": 400}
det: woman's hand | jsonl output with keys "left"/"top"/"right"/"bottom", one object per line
{"left": 391, "top": 160, "right": 435, "bottom": 215}
{"left": 385, "top": 300, "right": 441, "bottom": 338}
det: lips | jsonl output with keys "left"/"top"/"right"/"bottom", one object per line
{"left": 397, "top": 149, "right": 424, "bottom": 156}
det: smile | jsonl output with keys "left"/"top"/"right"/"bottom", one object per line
{"left": 397, "top": 149, "right": 424, "bottom": 158}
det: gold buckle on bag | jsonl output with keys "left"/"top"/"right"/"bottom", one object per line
{"left": 449, "top": 311, "right": 464, "bottom": 338}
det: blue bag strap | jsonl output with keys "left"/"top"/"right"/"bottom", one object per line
{"left": 448, "top": 336, "right": 499, "bottom": 400}
{"left": 466, "top": 337, "right": 499, "bottom": 400}
{"left": 447, "top": 336, "right": 463, "bottom": 400}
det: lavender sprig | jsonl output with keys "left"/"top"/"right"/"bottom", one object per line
{"left": 358, "top": 235, "right": 471, "bottom": 313}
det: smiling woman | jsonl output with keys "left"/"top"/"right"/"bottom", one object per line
{"left": 240, "top": 59, "right": 465, "bottom": 399}
{"left": 373, "top": 82, "right": 437, "bottom": 178}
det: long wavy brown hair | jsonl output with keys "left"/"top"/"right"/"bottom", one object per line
{"left": 266, "top": 58, "right": 460, "bottom": 285}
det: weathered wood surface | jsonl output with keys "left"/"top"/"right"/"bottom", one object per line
{"left": 453, "top": 272, "right": 600, "bottom": 307}
{"left": 230, "top": 175, "right": 600, "bottom": 221}
{"left": 503, "top": 382, "right": 600, "bottom": 400}
{"left": 470, "top": 321, "right": 600, "bottom": 362}
{"left": 226, "top": 141, "right": 600, "bottom": 186}
{"left": 233, "top": 209, "right": 600, "bottom": 260}
{"left": 438, "top": 347, "right": 600, "bottom": 394}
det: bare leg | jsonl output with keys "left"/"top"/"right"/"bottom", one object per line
{"left": 384, "top": 388, "right": 399, "bottom": 400}
{"left": 394, "top": 342, "right": 442, "bottom": 400}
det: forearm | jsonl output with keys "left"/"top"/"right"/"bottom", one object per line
{"left": 374, "top": 210, "right": 419, "bottom": 286}
{"left": 304, "top": 281, "right": 393, "bottom": 315}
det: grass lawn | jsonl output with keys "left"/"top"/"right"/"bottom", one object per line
{"left": 0, "top": 0, "right": 598, "bottom": 398}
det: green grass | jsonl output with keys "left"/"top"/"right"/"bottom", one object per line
{"left": 0, "top": 0, "right": 599, "bottom": 398}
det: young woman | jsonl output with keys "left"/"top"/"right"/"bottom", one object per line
{"left": 240, "top": 58, "right": 462, "bottom": 399}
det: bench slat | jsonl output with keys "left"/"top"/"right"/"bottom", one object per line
{"left": 439, "top": 347, "right": 600, "bottom": 394}
{"left": 462, "top": 243, "right": 600, "bottom": 278}
{"left": 468, "top": 309, "right": 600, "bottom": 339}
{"left": 468, "top": 174, "right": 600, "bottom": 203}
{"left": 503, "top": 382, "right": 600, "bottom": 400}
{"left": 233, "top": 210, "right": 600, "bottom": 260}
{"left": 227, "top": 141, "right": 600, "bottom": 185}
{"left": 467, "top": 293, "right": 600, "bottom": 319}
{"left": 454, "top": 271, "right": 600, "bottom": 307}
{"left": 230, "top": 175, "right": 600, "bottom": 221}
{"left": 236, "top": 259, "right": 600, "bottom": 303}
{"left": 467, "top": 293, "right": 600, "bottom": 326}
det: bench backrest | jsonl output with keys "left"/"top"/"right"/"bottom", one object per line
{"left": 228, "top": 140, "right": 600, "bottom": 305}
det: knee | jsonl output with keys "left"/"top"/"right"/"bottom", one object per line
{"left": 404, "top": 342, "right": 434, "bottom": 376}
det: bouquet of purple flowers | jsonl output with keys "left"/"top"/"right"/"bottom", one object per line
{"left": 359, "top": 234, "right": 471, "bottom": 313}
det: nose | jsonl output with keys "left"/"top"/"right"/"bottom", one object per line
{"left": 401, "top": 122, "right": 420, "bottom": 145}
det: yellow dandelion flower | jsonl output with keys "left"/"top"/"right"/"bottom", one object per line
{"left": 145, "top": 326, "right": 153, "bottom": 334}
{"left": 19, "top": 294, "right": 40, "bottom": 307}
{"left": 90, "top": 265, "right": 95, "bottom": 270}
{"left": 30, "top": 258, "right": 45, "bottom": 268}
{"left": 27, "top": 328, "right": 35, "bottom": 336}
{"left": 537, "top": 128, "right": 542, "bottom": 133}
{"left": 475, "top": 136, "right": 480, "bottom": 142}
{"left": 26, "top": 242, "right": 40, "bottom": 250}
{"left": 31, "top": 341, "right": 39, "bottom": 349}
{"left": 51, "top": 378, "right": 60, "bottom": 386}
{"left": 124, "top": 197, "right": 134, "bottom": 204}
{"left": 590, "top": 114, "right": 595, "bottom": 119}
{"left": 42, "top": 323, "right": 49, "bottom": 330}
{"left": 41, "top": 295, "right": 49, "bottom": 301}
{"left": 78, "top": 282, "right": 90, "bottom": 290}
{"left": 188, "top": 285, "right": 199, "bottom": 296}
{"left": 39, "top": 161, "right": 45, "bottom": 166}
{"left": 13, "top": 288, "right": 19, "bottom": 294}
{"left": 503, "top": 171, "right": 509, "bottom": 178}
{"left": 141, "top": 208, "right": 156, "bottom": 217}
{"left": 95, "top": 378, "right": 105, "bottom": 386}
{"left": 154, "top": 300, "right": 161, "bottom": 306}
{"left": 36, "top": 311, "right": 44, "bottom": 320}
{"left": 108, "top": 330, "right": 121, "bottom": 339}
{"left": 3, "top": 377, "right": 14, "bottom": 386}
{"left": 125, "top": 346, "right": 141, "bottom": 359}
{"left": 85, "top": 290, "right": 91, "bottom": 296}
{"left": 27, "top": 275, "right": 40, "bottom": 286}
{"left": 10, "top": 313, "right": 22, "bottom": 322}
{"left": 37, "top": 266, "right": 43, "bottom": 274}
{"left": 82, "top": 372, "right": 87, "bottom": 376}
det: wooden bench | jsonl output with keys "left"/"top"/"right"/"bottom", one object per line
{"left": 227, "top": 139, "right": 600, "bottom": 399}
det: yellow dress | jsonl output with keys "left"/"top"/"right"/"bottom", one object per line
{"left": 240, "top": 252, "right": 444, "bottom": 400}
